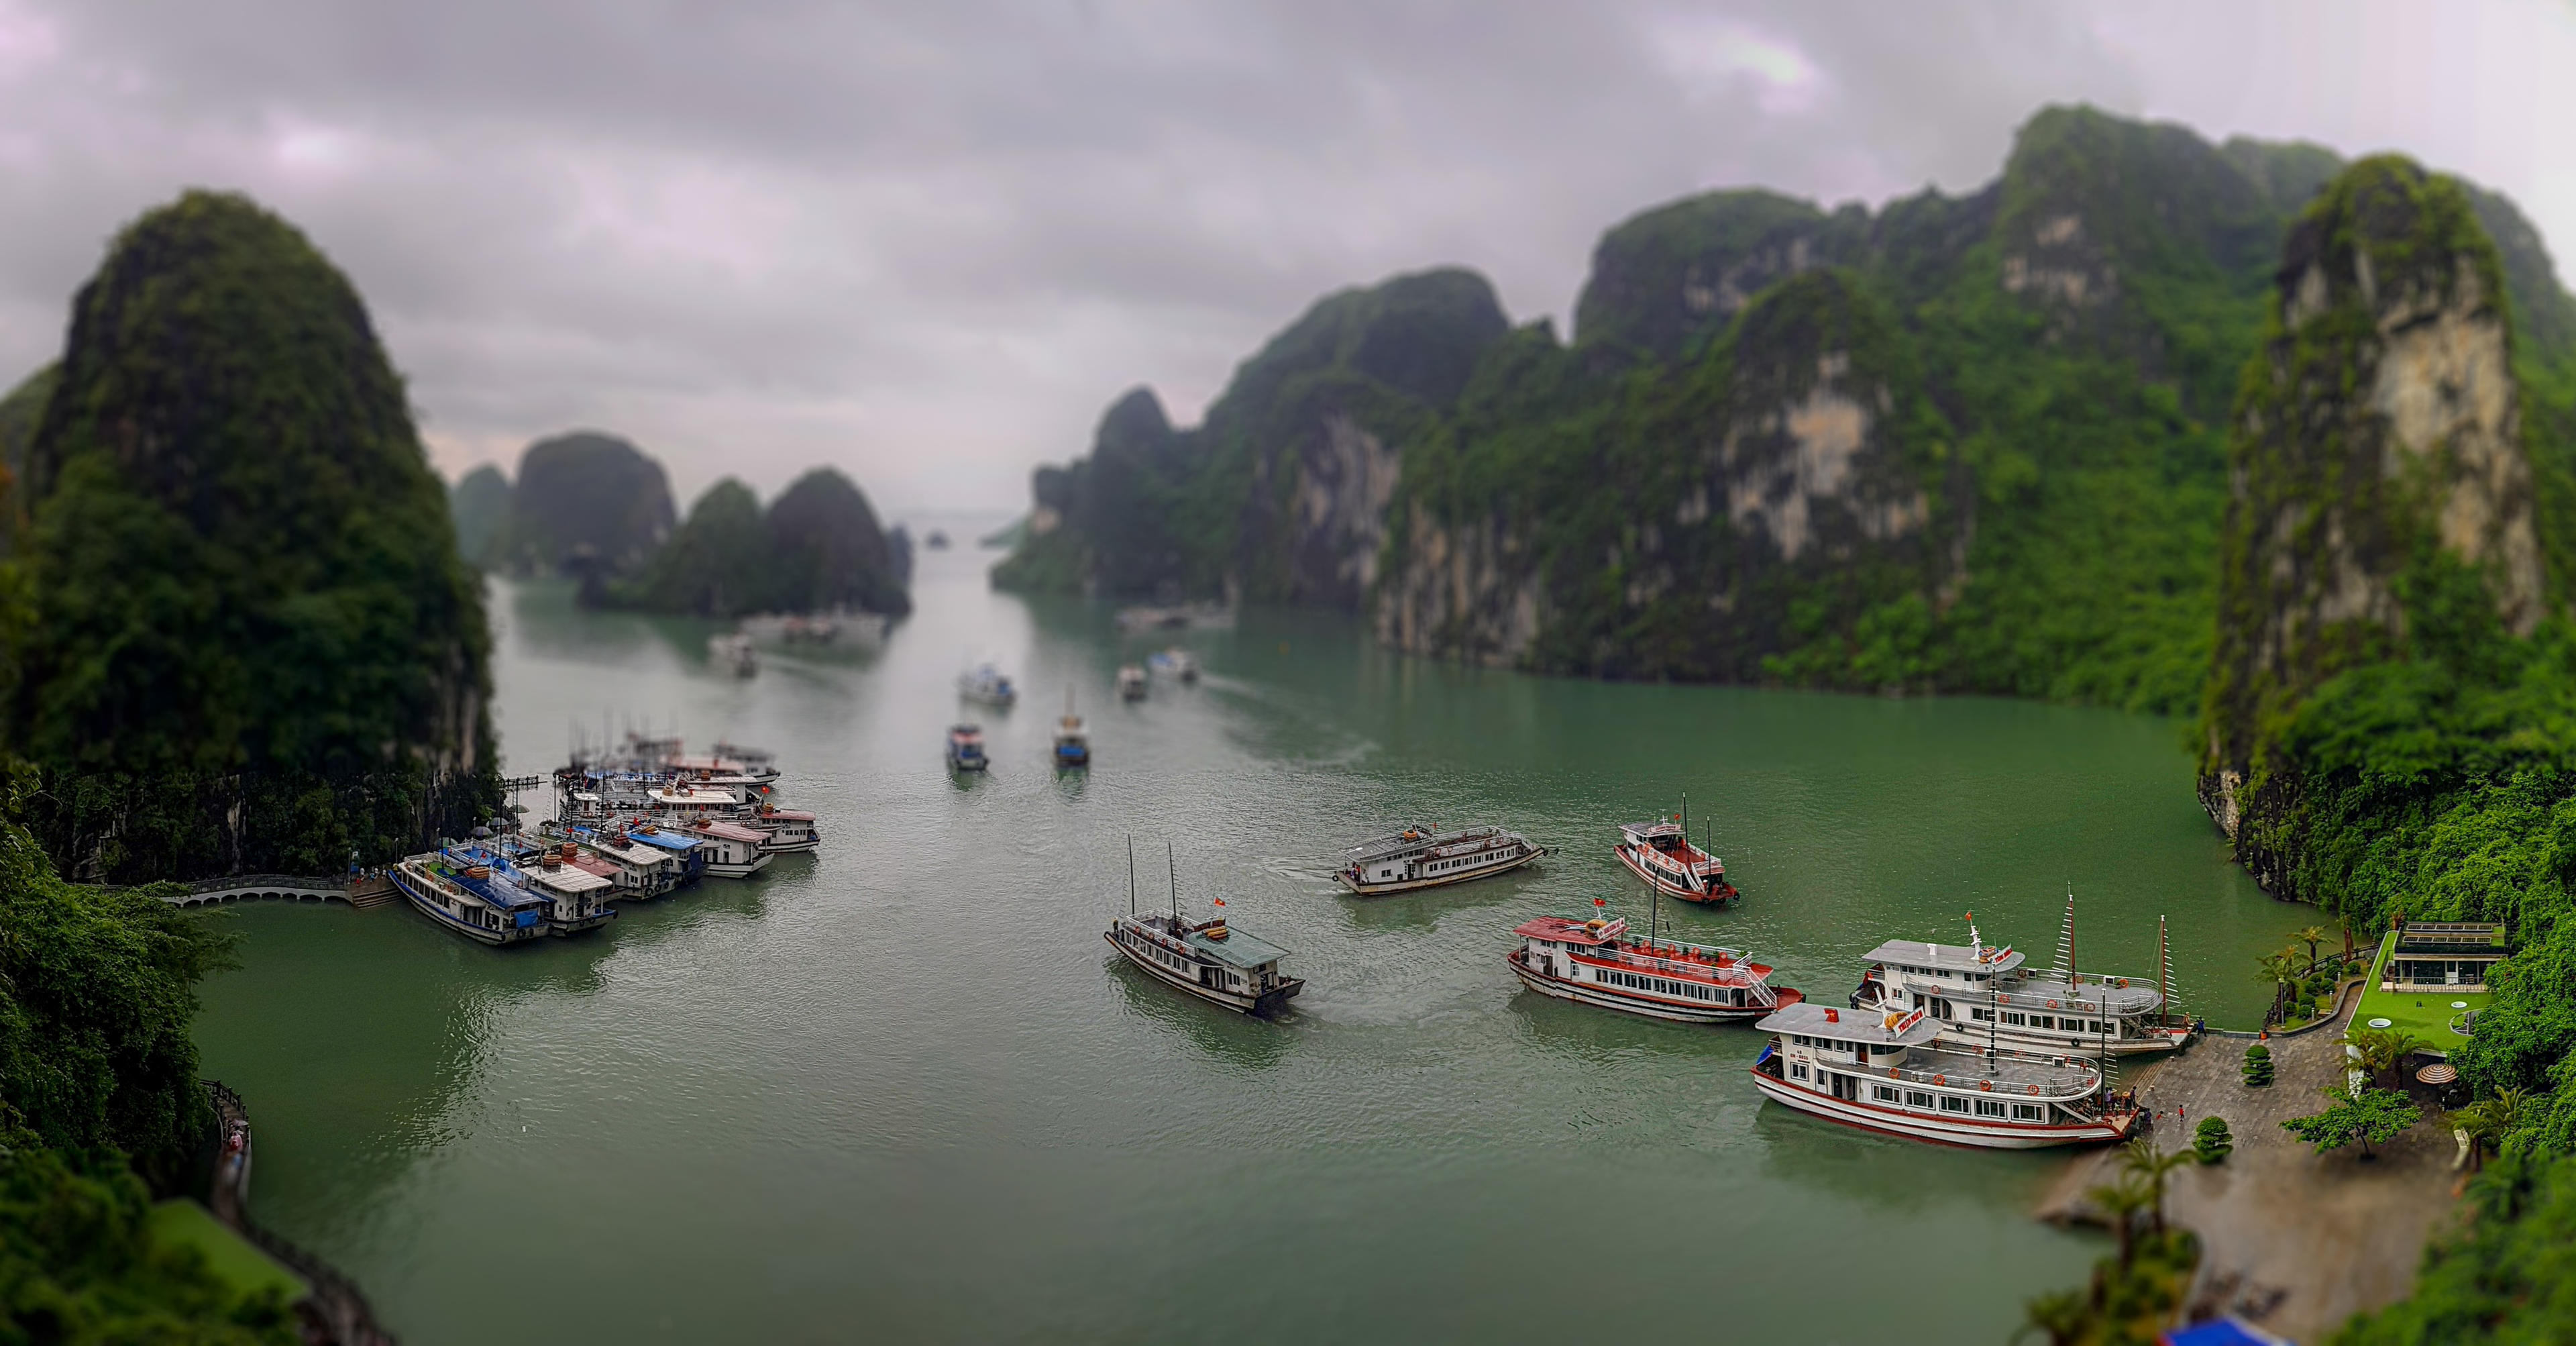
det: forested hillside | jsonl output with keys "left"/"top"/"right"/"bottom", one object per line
{"left": 996, "top": 105, "right": 2576, "bottom": 717}
{"left": 2, "top": 191, "right": 499, "bottom": 882}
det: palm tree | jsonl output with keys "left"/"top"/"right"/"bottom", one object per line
{"left": 2088, "top": 1173, "right": 2154, "bottom": 1271}
{"left": 2015, "top": 1289, "right": 2090, "bottom": 1346}
{"left": 2450, "top": 1100, "right": 2502, "bottom": 1172}
{"left": 2121, "top": 1138, "right": 2197, "bottom": 1237}
{"left": 2295, "top": 924, "right": 2330, "bottom": 973}
{"left": 2256, "top": 952, "right": 2300, "bottom": 1023}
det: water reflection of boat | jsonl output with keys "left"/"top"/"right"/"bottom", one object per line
{"left": 1747, "top": 1001, "right": 2140, "bottom": 1149}
{"left": 1506, "top": 911, "right": 1799, "bottom": 1023}
{"left": 1335, "top": 825, "right": 1544, "bottom": 896}
{"left": 1116, "top": 664, "right": 1148, "bottom": 701}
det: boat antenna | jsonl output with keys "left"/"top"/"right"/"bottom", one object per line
{"left": 1168, "top": 840, "right": 1179, "bottom": 925}
{"left": 2053, "top": 883, "right": 2076, "bottom": 982}
{"left": 1127, "top": 835, "right": 1137, "bottom": 917}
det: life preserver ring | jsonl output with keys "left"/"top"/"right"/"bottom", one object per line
{"left": 1888, "top": 1068, "right": 1899, "bottom": 1078}
{"left": 2027, "top": 1085, "right": 2040, "bottom": 1096}
{"left": 1933, "top": 1075, "right": 1946, "bottom": 1087}
{"left": 1980, "top": 1080, "right": 1992, "bottom": 1092}
{"left": 2047, "top": 1000, "right": 2059, "bottom": 1010}
{"left": 2116, "top": 978, "right": 2128, "bottom": 989}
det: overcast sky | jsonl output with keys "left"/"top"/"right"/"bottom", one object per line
{"left": 0, "top": 1, "right": 2567, "bottom": 514}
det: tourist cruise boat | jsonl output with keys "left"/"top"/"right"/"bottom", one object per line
{"left": 537, "top": 822, "right": 684, "bottom": 897}
{"left": 1106, "top": 911, "right": 1303, "bottom": 1017}
{"left": 1146, "top": 648, "right": 1200, "bottom": 682}
{"left": 1117, "top": 664, "right": 1148, "bottom": 701}
{"left": 957, "top": 664, "right": 1018, "bottom": 707}
{"left": 525, "top": 849, "right": 618, "bottom": 935}
{"left": 1614, "top": 809, "right": 1737, "bottom": 904}
{"left": 673, "top": 819, "right": 774, "bottom": 878}
{"left": 947, "top": 724, "right": 989, "bottom": 771}
{"left": 1849, "top": 914, "right": 2190, "bottom": 1058}
{"left": 709, "top": 631, "right": 758, "bottom": 677}
{"left": 392, "top": 846, "right": 572, "bottom": 945}
{"left": 750, "top": 807, "right": 820, "bottom": 853}
{"left": 1506, "top": 911, "right": 1801, "bottom": 1022}
{"left": 623, "top": 825, "right": 708, "bottom": 884}
{"left": 1335, "top": 825, "right": 1545, "bottom": 896}
{"left": 1748, "top": 1001, "right": 2141, "bottom": 1149}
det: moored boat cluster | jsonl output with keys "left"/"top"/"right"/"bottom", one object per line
{"left": 390, "top": 735, "right": 820, "bottom": 944}
{"left": 1112, "top": 803, "right": 2193, "bottom": 1152}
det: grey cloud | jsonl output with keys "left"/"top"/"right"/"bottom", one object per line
{"left": 0, "top": 1, "right": 2561, "bottom": 511}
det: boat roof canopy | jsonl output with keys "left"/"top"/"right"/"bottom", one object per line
{"left": 530, "top": 866, "right": 612, "bottom": 894}
{"left": 1181, "top": 924, "right": 1291, "bottom": 969}
{"left": 625, "top": 831, "right": 702, "bottom": 853}
{"left": 1757, "top": 1000, "right": 1943, "bottom": 1045}
{"left": 694, "top": 821, "right": 768, "bottom": 843}
{"left": 1513, "top": 915, "right": 1627, "bottom": 947}
{"left": 1620, "top": 821, "right": 1684, "bottom": 841}
{"left": 1864, "top": 939, "right": 2025, "bottom": 974}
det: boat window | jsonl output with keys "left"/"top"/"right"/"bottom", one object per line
{"left": 2012, "top": 1104, "right": 2045, "bottom": 1121}
{"left": 1872, "top": 1085, "right": 1901, "bottom": 1102}
{"left": 1789, "top": 1064, "right": 1809, "bottom": 1081}
{"left": 1905, "top": 1090, "right": 1933, "bottom": 1108}
{"left": 1939, "top": 1096, "right": 1971, "bottom": 1114}
{"left": 1975, "top": 1099, "right": 2006, "bottom": 1118}
{"left": 2002, "top": 1013, "right": 2027, "bottom": 1026}
{"left": 1969, "top": 1007, "right": 1994, "bottom": 1023}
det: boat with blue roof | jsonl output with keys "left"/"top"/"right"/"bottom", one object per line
{"left": 392, "top": 840, "right": 615, "bottom": 944}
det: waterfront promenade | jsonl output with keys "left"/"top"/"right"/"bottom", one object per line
{"left": 2038, "top": 995, "right": 2457, "bottom": 1342}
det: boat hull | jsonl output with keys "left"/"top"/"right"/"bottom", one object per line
{"left": 1507, "top": 952, "right": 1788, "bottom": 1023}
{"left": 1613, "top": 844, "right": 1739, "bottom": 904}
{"left": 1106, "top": 931, "right": 1303, "bottom": 1017}
{"left": 547, "top": 912, "right": 619, "bottom": 937}
{"left": 1851, "top": 986, "right": 2196, "bottom": 1057}
{"left": 703, "top": 853, "right": 773, "bottom": 879}
{"left": 1335, "top": 845, "right": 1544, "bottom": 896}
{"left": 1747, "top": 1070, "right": 2136, "bottom": 1149}
{"left": 393, "top": 867, "right": 542, "bottom": 946}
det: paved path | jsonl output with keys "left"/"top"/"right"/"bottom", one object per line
{"left": 2037, "top": 998, "right": 2459, "bottom": 1343}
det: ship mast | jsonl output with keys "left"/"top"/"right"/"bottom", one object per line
{"left": 1168, "top": 841, "right": 1180, "bottom": 926}
{"left": 1127, "top": 835, "right": 1137, "bottom": 917}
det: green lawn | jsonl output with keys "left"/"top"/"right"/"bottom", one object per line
{"left": 147, "top": 1199, "right": 307, "bottom": 1304}
{"left": 2351, "top": 931, "right": 2487, "bottom": 1057}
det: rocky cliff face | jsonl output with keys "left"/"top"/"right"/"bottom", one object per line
{"left": 10, "top": 191, "right": 496, "bottom": 878}
{"left": 2202, "top": 157, "right": 2547, "bottom": 848}
{"left": 449, "top": 462, "right": 511, "bottom": 566}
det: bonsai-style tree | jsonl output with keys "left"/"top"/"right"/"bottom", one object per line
{"left": 2194, "top": 1116, "right": 2233, "bottom": 1163}
{"left": 2294, "top": 924, "right": 2331, "bottom": 973}
{"left": 2243, "top": 1042, "right": 2274, "bottom": 1087}
{"left": 2284, "top": 1085, "right": 2419, "bottom": 1159}
{"left": 2121, "top": 1137, "right": 2196, "bottom": 1235}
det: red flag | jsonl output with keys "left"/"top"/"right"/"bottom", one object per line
{"left": 1212, "top": 897, "right": 1226, "bottom": 907}
{"left": 1593, "top": 897, "right": 1607, "bottom": 908}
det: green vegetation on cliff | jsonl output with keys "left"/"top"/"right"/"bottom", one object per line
{"left": 1000, "top": 107, "right": 2576, "bottom": 715}
{"left": 482, "top": 431, "right": 676, "bottom": 583}
{"left": 448, "top": 463, "right": 512, "bottom": 568}
{"left": 3, "top": 191, "right": 498, "bottom": 882}
{"left": 614, "top": 467, "right": 910, "bottom": 618}
{"left": 0, "top": 364, "right": 54, "bottom": 548}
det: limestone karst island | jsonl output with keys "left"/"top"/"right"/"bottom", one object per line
{"left": 5, "top": 8, "right": 2575, "bottom": 1344}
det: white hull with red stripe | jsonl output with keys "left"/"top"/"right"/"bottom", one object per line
{"left": 1747, "top": 1068, "right": 2136, "bottom": 1149}
{"left": 1748, "top": 999, "right": 2137, "bottom": 1151}
{"left": 1507, "top": 951, "right": 1782, "bottom": 1023}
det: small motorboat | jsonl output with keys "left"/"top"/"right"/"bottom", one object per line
{"left": 1055, "top": 691, "right": 1091, "bottom": 768}
{"left": 708, "top": 631, "right": 758, "bottom": 677}
{"left": 957, "top": 664, "right": 1017, "bottom": 707}
{"left": 948, "top": 723, "right": 989, "bottom": 771}
{"left": 1116, "top": 664, "right": 1148, "bottom": 702}
{"left": 1145, "top": 648, "right": 1200, "bottom": 682}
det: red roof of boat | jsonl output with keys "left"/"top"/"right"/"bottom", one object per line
{"left": 1513, "top": 916, "right": 1617, "bottom": 946}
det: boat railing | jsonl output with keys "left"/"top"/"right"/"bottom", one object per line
{"left": 1864, "top": 1053, "right": 2099, "bottom": 1100}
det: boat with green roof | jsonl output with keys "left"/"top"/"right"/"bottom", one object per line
{"left": 1105, "top": 842, "right": 1303, "bottom": 1016}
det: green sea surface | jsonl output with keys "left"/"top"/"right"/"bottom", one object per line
{"left": 191, "top": 522, "right": 2312, "bottom": 1344}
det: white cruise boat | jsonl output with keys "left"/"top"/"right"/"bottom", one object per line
{"left": 1849, "top": 911, "right": 2191, "bottom": 1059}
{"left": 1613, "top": 809, "right": 1737, "bottom": 904}
{"left": 1107, "top": 911, "right": 1302, "bottom": 1016}
{"left": 709, "top": 631, "right": 758, "bottom": 676}
{"left": 525, "top": 852, "right": 618, "bottom": 935}
{"left": 1507, "top": 912, "right": 1799, "bottom": 1023}
{"left": 1116, "top": 664, "right": 1148, "bottom": 701}
{"left": 1145, "top": 648, "right": 1200, "bottom": 682}
{"left": 672, "top": 819, "right": 773, "bottom": 878}
{"left": 1748, "top": 1001, "right": 2141, "bottom": 1149}
{"left": 1335, "top": 825, "right": 1545, "bottom": 896}
{"left": 537, "top": 823, "right": 684, "bottom": 897}
{"left": 749, "top": 807, "right": 820, "bottom": 853}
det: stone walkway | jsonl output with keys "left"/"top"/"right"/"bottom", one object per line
{"left": 2036, "top": 998, "right": 2461, "bottom": 1343}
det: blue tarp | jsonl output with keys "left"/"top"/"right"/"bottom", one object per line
{"left": 2163, "top": 1318, "right": 2292, "bottom": 1346}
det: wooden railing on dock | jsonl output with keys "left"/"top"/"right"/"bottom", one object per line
{"left": 202, "top": 1080, "right": 400, "bottom": 1346}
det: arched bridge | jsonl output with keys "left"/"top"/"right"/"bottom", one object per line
{"left": 161, "top": 874, "right": 382, "bottom": 908}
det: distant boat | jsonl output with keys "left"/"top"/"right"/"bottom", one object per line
{"left": 924, "top": 529, "right": 951, "bottom": 550}
{"left": 709, "top": 631, "right": 758, "bottom": 677}
{"left": 1145, "top": 648, "right": 1200, "bottom": 682}
{"left": 1054, "top": 691, "right": 1091, "bottom": 768}
{"left": 739, "top": 611, "right": 888, "bottom": 650}
{"left": 1114, "top": 602, "right": 1233, "bottom": 633}
{"left": 1105, "top": 841, "right": 1303, "bottom": 1017}
{"left": 1116, "top": 664, "right": 1148, "bottom": 702}
{"left": 1614, "top": 796, "right": 1737, "bottom": 904}
{"left": 957, "top": 664, "right": 1018, "bottom": 707}
{"left": 948, "top": 723, "right": 989, "bottom": 772}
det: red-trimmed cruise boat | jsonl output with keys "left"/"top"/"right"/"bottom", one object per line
{"left": 1613, "top": 817, "right": 1737, "bottom": 904}
{"left": 1507, "top": 910, "right": 1799, "bottom": 1023}
{"left": 1748, "top": 1001, "right": 2141, "bottom": 1149}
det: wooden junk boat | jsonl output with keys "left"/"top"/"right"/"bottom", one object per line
{"left": 1104, "top": 843, "right": 1302, "bottom": 1017}
{"left": 1507, "top": 907, "right": 1799, "bottom": 1023}
{"left": 1613, "top": 796, "right": 1737, "bottom": 904}
{"left": 1748, "top": 1001, "right": 2141, "bottom": 1149}
{"left": 1335, "top": 824, "right": 1545, "bottom": 896}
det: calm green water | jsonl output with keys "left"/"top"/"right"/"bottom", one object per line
{"left": 193, "top": 531, "right": 2308, "bottom": 1345}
